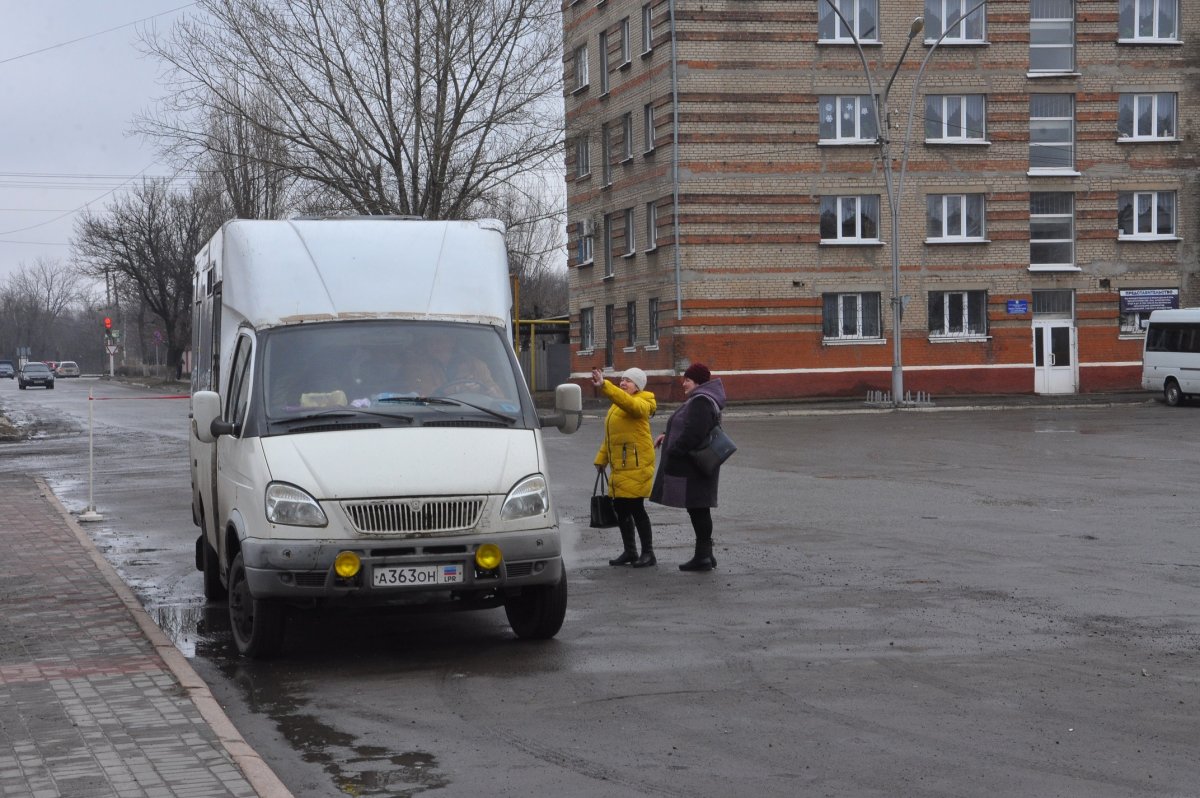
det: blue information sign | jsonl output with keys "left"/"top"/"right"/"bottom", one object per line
{"left": 1006, "top": 300, "right": 1029, "bottom": 314}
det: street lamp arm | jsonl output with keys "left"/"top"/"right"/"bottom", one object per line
{"left": 898, "top": 1, "right": 988, "bottom": 201}
{"left": 884, "top": 17, "right": 926, "bottom": 101}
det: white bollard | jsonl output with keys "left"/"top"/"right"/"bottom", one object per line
{"left": 78, "top": 387, "right": 104, "bottom": 522}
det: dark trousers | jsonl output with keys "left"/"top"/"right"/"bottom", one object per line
{"left": 687, "top": 507, "right": 712, "bottom": 542}
{"left": 613, "top": 497, "right": 653, "bottom": 550}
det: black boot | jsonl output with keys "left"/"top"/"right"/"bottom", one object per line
{"left": 609, "top": 520, "right": 638, "bottom": 566}
{"left": 679, "top": 539, "right": 715, "bottom": 572}
{"left": 632, "top": 522, "right": 656, "bottom": 568}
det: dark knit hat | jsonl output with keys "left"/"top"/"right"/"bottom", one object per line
{"left": 682, "top": 362, "right": 710, "bottom": 384}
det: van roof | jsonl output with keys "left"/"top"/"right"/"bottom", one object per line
{"left": 205, "top": 218, "right": 512, "bottom": 332}
{"left": 1147, "top": 308, "right": 1200, "bottom": 323}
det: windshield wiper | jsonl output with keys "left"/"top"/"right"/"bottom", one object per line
{"left": 275, "top": 408, "right": 412, "bottom": 424}
{"left": 423, "top": 396, "right": 518, "bottom": 425}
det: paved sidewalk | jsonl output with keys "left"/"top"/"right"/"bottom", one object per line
{"left": 0, "top": 474, "right": 290, "bottom": 798}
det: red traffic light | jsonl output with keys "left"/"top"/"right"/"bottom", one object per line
{"left": 104, "top": 317, "right": 112, "bottom": 330}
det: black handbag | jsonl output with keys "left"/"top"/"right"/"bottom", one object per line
{"left": 590, "top": 470, "right": 619, "bottom": 528}
{"left": 690, "top": 423, "right": 737, "bottom": 476}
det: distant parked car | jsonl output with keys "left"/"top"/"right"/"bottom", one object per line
{"left": 0, "top": 362, "right": 13, "bottom": 379}
{"left": 18, "top": 362, "right": 55, "bottom": 390}
{"left": 55, "top": 361, "right": 81, "bottom": 377}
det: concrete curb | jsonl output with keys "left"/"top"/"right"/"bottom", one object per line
{"left": 36, "top": 476, "right": 295, "bottom": 798}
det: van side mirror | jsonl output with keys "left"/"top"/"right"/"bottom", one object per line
{"left": 192, "top": 391, "right": 221, "bottom": 443}
{"left": 539, "top": 383, "right": 582, "bottom": 434}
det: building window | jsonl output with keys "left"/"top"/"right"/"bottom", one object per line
{"left": 623, "top": 207, "right": 636, "bottom": 254}
{"left": 927, "top": 194, "right": 985, "bottom": 241}
{"left": 641, "top": 3, "right": 653, "bottom": 53}
{"left": 1030, "top": 192, "right": 1075, "bottom": 270}
{"left": 643, "top": 103, "right": 656, "bottom": 153}
{"left": 1029, "top": 94, "right": 1074, "bottom": 172}
{"left": 820, "top": 195, "right": 880, "bottom": 243}
{"left": 580, "top": 307, "right": 595, "bottom": 350}
{"left": 648, "top": 298, "right": 660, "bottom": 345}
{"left": 1119, "top": 0, "right": 1178, "bottom": 41}
{"left": 818, "top": 95, "right": 879, "bottom": 143}
{"left": 1118, "top": 93, "right": 1176, "bottom": 140}
{"left": 819, "top": 0, "right": 878, "bottom": 43}
{"left": 572, "top": 44, "right": 589, "bottom": 91}
{"left": 604, "top": 305, "right": 615, "bottom": 366}
{"left": 925, "top": 95, "right": 986, "bottom": 142}
{"left": 645, "top": 201, "right": 658, "bottom": 250}
{"left": 925, "top": 0, "right": 986, "bottom": 42}
{"left": 573, "top": 135, "right": 590, "bottom": 179}
{"left": 602, "top": 213, "right": 614, "bottom": 277}
{"left": 626, "top": 301, "right": 637, "bottom": 346}
{"left": 577, "top": 220, "right": 594, "bottom": 265}
{"left": 1030, "top": 0, "right": 1074, "bottom": 72}
{"left": 601, "top": 123, "right": 612, "bottom": 186}
{"left": 928, "top": 291, "right": 988, "bottom": 337}
{"left": 598, "top": 32, "right": 609, "bottom": 94}
{"left": 1118, "top": 191, "right": 1176, "bottom": 239}
{"left": 822, "top": 293, "right": 882, "bottom": 340}
{"left": 619, "top": 18, "right": 631, "bottom": 65}
{"left": 621, "top": 113, "right": 633, "bottom": 160}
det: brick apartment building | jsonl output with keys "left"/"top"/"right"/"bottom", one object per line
{"left": 562, "top": 0, "right": 1200, "bottom": 401}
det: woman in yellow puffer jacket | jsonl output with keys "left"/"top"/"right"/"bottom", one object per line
{"left": 591, "top": 366, "right": 658, "bottom": 567}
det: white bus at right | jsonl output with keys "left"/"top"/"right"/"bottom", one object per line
{"left": 1142, "top": 308, "right": 1200, "bottom": 407}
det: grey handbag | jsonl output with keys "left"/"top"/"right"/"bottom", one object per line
{"left": 689, "top": 423, "right": 737, "bottom": 475}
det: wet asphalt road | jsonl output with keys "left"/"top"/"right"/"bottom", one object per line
{"left": 1, "top": 377, "right": 1198, "bottom": 797}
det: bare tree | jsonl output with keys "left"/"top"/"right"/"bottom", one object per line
{"left": 141, "top": 0, "right": 564, "bottom": 220}
{"left": 0, "top": 259, "right": 94, "bottom": 361}
{"left": 74, "top": 180, "right": 228, "bottom": 372}
{"left": 482, "top": 180, "right": 567, "bottom": 318}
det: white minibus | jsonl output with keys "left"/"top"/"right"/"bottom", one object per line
{"left": 1141, "top": 308, "right": 1200, "bottom": 406}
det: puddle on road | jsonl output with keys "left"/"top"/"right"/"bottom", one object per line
{"left": 150, "top": 601, "right": 452, "bottom": 796}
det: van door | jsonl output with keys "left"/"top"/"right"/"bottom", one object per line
{"left": 212, "top": 332, "right": 256, "bottom": 559}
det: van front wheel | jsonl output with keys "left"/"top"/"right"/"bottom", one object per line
{"left": 228, "top": 552, "right": 284, "bottom": 658}
{"left": 504, "top": 564, "right": 567, "bottom": 640}
{"left": 1164, "top": 380, "right": 1183, "bottom": 407}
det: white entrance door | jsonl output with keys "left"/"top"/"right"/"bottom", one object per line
{"left": 1033, "top": 322, "right": 1077, "bottom": 394}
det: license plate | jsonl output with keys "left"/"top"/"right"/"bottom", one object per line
{"left": 372, "top": 563, "right": 464, "bottom": 588}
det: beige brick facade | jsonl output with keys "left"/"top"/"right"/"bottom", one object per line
{"left": 563, "top": 0, "right": 1200, "bottom": 401}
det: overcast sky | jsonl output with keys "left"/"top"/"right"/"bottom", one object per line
{"left": 0, "top": 1, "right": 196, "bottom": 286}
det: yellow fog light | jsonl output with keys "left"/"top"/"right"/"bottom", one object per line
{"left": 475, "top": 543, "right": 503, "bottom": 571}
{"left": 334, "top": 551, "right": 361, "bottom": 578}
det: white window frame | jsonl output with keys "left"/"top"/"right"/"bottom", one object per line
{"left": 645, "top": 201, "right": 658, "bottom": 251}
{"left": 577, "top": 220, "right": 595, "bottom": 265}
{"left": 1119, "top": 0, "right": 1179, "bottom": 42}
{"left": 818, "top": 95, "right": 879, "bottom": 144}
{"left": 574, "top": 135, "right": 590, "bottom": 179}
{"left": 820, "top": 195, "right": 881, "bottom": 243}
{"left": 580, "top": 307, "right": 595, "bottom": 350}
{"left": 572, "top": 44, "right": 589, "bottom": 92}
{"left": 1118, "top": 92, "right": 1177, "bottom": 140}
{"left": 602, "top": 213, "right": 614, "bottom": 277}
{"left": 598, "top": 32, "right": 609, "bottom": 94}
{"left": 924, "top": 0, "right": 986, "bottom": 43}
{"left": 1030, "top": 0, "right": 1075, "bottom": 73}
{"left": 623, "top": 207, "right": 636, "bottom": 255}
{"left": 1029, "top": 94, "right": 1075, "bottom": 173}
{"left": 822, "top": 292, "right": 883, "bottom": 340}
{"left": 1029, "top": 192, "right": 1076, "bottom": 271}
{"left": 928, "top": 290, "right": 988, "bottom": 338}
{"left": 619, "top": 18, "right": 631, "bottom": 66}
{"left": 621, "top": 113, "right": 633, "bottom": 161}
{"left": 601, "top": 123, "right": 612, "bottom": 186}
{"left": 626, "top": 300, "right": 637, "bottom": 346}
{"left": 648, "top": 297, "right": 660, "bottom": 346}
{"left": 927, "top": 194, "right": 986, "bottom": 241}
{"left": 643, "top": 103, "right": 656, "bottom": 153}
{"left": 925, "top": 95, "right": 986, "bottom": 142}
{"left": 818, "top": 0, "right": 879, "bottom": 43}
{"left": 1118, "top": 190, "right": 1176, "bottom": 240}
{"left": 641, "top": 3, "right": 654, "bottom": 54}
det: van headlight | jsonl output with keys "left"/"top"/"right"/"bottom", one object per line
{"left": 501, "top": 475, "right": 549, "bottom": 520}
{"left": 265, "top": 482, "right": 328, "bottom": 527}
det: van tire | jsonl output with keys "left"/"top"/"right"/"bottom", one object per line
{"left": 504, "top": 564, "right": 567, "bottom": 640}
{"left": 1164, "top": 380, "right": 1183, "bottom": 407}
{"left": 228, "top": 552, "right": 284, "bottom": 658}
{"left": 201, "top": 533, "right": 227, "bottom": 602}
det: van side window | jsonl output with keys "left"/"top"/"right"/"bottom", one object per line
{"left": 226, "top": 335, "right": 253, "bottom": 429}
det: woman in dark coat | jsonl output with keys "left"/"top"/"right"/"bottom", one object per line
{"left": 650, "top": 362, "right": 726, "bottom": 571}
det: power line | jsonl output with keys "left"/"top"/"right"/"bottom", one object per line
{"left": 0, "top": 2, "right": 198, "bottom": 66}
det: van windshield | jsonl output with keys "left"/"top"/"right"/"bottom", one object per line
{"left": 261, "top": 320, "right": 525, "bottom": 424}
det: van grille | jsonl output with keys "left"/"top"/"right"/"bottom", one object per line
{"left": 342, "top": 497, "right": 486, "bottom": 535}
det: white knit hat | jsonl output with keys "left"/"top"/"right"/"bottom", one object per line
{"left": 621, "top": 367, "right": 647, "bottom": 391}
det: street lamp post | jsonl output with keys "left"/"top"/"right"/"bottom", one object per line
{"left": 821, "top": 2, "right": 988, "bottom": 407}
